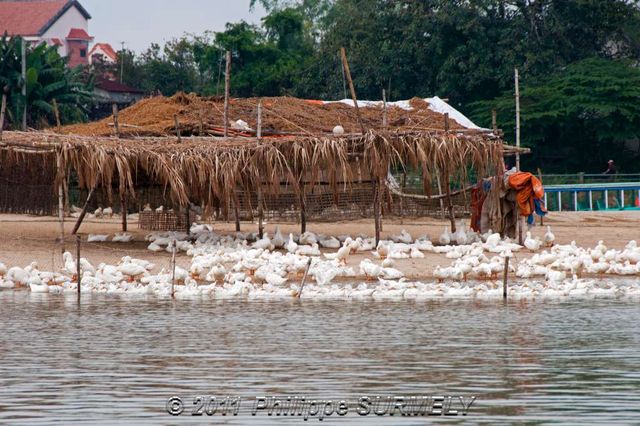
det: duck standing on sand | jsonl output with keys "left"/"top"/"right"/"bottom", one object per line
{"left": 544, "top": 226, "right": 555, "bottom": 247}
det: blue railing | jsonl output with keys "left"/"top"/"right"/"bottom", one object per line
{"left": 544, "top": 182, "right": 640, "bottom": 211}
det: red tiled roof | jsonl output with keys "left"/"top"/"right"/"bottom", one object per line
{"left": 67, "top": 27, "right": 92, "bottom": 40}
{"left": 0, "top": 1, "right": 91, "bottom": 37}
{"left": 89, "top": 42, "right": 117, "bottom": 61}
{"left": 50, "top": 37, "right": 62, "bottom": 46}
{"left": 96, "top": 78, "right": 143, "bottom": 94}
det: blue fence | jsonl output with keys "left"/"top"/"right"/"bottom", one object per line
{"left": 544, "top": 182, "right": 640, "bottom": 212}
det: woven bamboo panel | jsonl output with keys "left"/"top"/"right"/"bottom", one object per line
{"left": 138, "top": 211, "right": 197, "bottom": 231}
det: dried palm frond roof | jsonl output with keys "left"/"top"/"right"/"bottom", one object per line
{"left": 61, "top": 93, "right": 477, "bottom": 137}
{"left": 0, "top": 130, "right": 517, "bottom": 208}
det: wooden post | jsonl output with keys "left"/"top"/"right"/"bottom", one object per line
{"left": 257, "top": 99, "right": 262, "bottom": 142}
{"left": 299, "top": 187, "right": 307, "bottom": 234}
{"left": 257, "top": 188, "right": 264, "bottom": 239}
{"left": 76, "top": 235, "right": 81, "bottom": 299}
{"left": 121, "top": 193, "right": 127, "bottom": 232}
{"left": 444, "top": 171, "right": 456, "bottom": 233}
{"left": 21, "top": 38, "right": 27, "bottom": 131}
{"left": 399, "top": 172, "right": 406, "bottom": 223}
{"left": 436, "top": 172, "right": 446, "bottom": 219}
{"left": 57, "top": 152, "right": 65, "bottom": 253}
{"left": 112, "top": 103, "right": 120, "bottom": 138}
{"left": 297, "top": 258, "right": 313, "bottom": 299}
{"left": 443, "top": 113, "right": 456, "bottom": 232}
{"left": 170, "top": 240, "right": 176, "bottom": 298}
{"left": 339, "top": 47, "right": 365, "bottom": 134}
{"left": 71, "top": 183, "right": 99, "bottom": 235}
{"left": 503, "top": 256, "right": 509, "bottom": 300}
{"left": 224, "top": 50, "right": 231, "bottom": 138}
{"left": 373, "top": 179, "right": 381, "bottom": 245}
{"left": 0, "top": 90, "right": 6, "bottom": 141}
{"left": 491, "top": 109, "right": 497, "bottom": 133}
{"left": 52, "top": 98, "right": 61, "bottom": 131}
{"left": 515, "top": 68, "right": 521, "bottom": 171}
{"left": 382, "top": 89, "right": 388, "bottom": 129}
{"left": 233, "top": 192, "right": 241, "bottom": 232}
{"left": 174, "top": 114, "right": 181, "bottom": 143}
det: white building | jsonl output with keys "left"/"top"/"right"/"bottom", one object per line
{"left": 0, "top": 0, "right": 93, "bottom": 67}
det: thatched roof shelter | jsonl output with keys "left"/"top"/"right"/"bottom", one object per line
{"left": 0, "top": 129, "right": 520, "bottom": 208}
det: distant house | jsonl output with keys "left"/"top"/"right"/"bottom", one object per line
{"left": 90, "top": 78, "right": 144, "bottom": 119}
{"left": 89, "top": 42, "right": 117, "bottom": 64}
{"left": 0, "top": 0, "right": 93, "bottom": 67}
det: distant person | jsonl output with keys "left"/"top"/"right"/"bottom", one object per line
{"left": 603, "top": 160, "right": 617, "bottom": 180}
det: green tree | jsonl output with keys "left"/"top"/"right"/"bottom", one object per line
{"left": 470, "top": 58, "right": 640, "bottom": 172}
{"left": 0, "top": 34, "right": 93, "bottom": 128}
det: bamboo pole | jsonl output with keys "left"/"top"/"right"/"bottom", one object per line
{"left": 224, "top": 51, "right": 231, "bottom": 138}
{"left": 299, "top": 187, "right": 307, "bottom": 234}
{"left": 21, "top": 38, "right": 27, "bottom": 131}
{"left": 399, "top": 172, "right": 406, "bottom": 223}
{"left": 57, "top": 152, "right": 65, "bottom": 253}
{"left": 443, "top": 113, "right": 456, "bottom": 232}
{"left": 491, "top": 109, "right": 497, "bottom": 134}
{"left": 339, "top": 47, "right": 365, "bottom": 134}
{"left": 515, "top": 68, "right": 521, "bottom": 171}
{"left": 121, "top": 193, "right": 127, "bottom": 232}
{"left": 233, "top": 192, "right": 241, "bottom": 232}
{"left": 112, "top": 103, "right": 120, "bottom": 138}
{"left": 382, "top": 89, "right": 388, "bottom": 129}
{"left": 185, "top": 205, "right": 190, "bottom": 235}
{"left": 257, "top": 99, "right": 262, "bottom": 142}
{"left": 71, "top": 182, "right": 99, "bottom": 235}
{"left": 171, "top": 240, "right": 177, "bottom": 299}
{"left": 257, "top": 189, "right": 264, "bottom": 239}
{"left": 503, "top": 257, "right": 509, "bottom": 300}
{"left": 76, "top": 235, "right": 81, "bottom": 299}
{"left": 0, "top": 90, "right": 6, "bottom": 141}
{"left": 297, "top": 258, "right": 313, "bottom": 299}
{"left": 52, "top": 98, "right": 61, "bottom": 131}
{"left": 373, "top": 179, "right": 381, "bottom": 245}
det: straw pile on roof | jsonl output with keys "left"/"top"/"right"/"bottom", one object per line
{"left": 61, "top": 93, "right": 467, "bottom": 137}
{"left": 0, "top": 130, "right": 505, "bottom": 208}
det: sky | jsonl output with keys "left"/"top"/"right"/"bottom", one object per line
{"left": 82, "top": 0, "right": 267, "bottom": 53}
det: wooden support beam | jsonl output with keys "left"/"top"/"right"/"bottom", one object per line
{"left": 491, "top": 109, "right": 497, "bottom": 134}
{"left": 71, "top": 182, "right": 99, "bottom": 235}
{"left": 185, "top": 205, "right": 190, "bottom": 235}
{"left": 112, "top": 103, "right": 120, "bottom": 138}
{"left": 224, "top": 51, "right": 232, "bottom": 138}
{"left": 257, "top": 99, "right": 262, "bottom": 142}
{"left": 57, "top": 152, "right": 65, "bottom": 253}
{"left": 373, "top": 179, "right": 381, "bottom": 245}
{"left": 339, "top": 47, "right": 365, "bottom": 134}
{"left": 121, "top": 194, "right": 127, "bottom": 232}
{"left": 174, "top": 114, "right": 181, "bottom": 143}
{"left": 444, "top": 171, "right": 456, "bottom": 233}
{"left": 257, "top": 188, "right": 264, "bottom": 239}
{"left": 52, "top": 98, "right": 61, "bottom": 131}
{"left": 299, "top": 187, "right": 307, "bottom": 234}
{"left": 233, "top": 192, "right": 241, "bottom": 232}
{"left": 382, "top": 89, "right": 388, "bottom": 129}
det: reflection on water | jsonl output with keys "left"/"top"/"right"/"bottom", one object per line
{"left": 0, "top": 292, "right": 639, "bottom": 424}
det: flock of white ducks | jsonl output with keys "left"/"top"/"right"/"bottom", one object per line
{"left": 1, "top": 221, "right": 640, "bottom": 300}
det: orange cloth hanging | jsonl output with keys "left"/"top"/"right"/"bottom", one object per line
{"left": 508, "top": 172, "right": 545, "bottom": 217}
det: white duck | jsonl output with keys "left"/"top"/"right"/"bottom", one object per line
{"left": 28, "top": 275, "right": 49, "bottom": 293}
{"left": 87, "top": 234, "right": 109, "bottom": 242}
{"left": 524, "top": 232, "right": 542, "bottom": 252}
{"left": 112, "top": 232, "right": 134, "bottom": 243}
{"left": 439, "top": 226, "right": 451, "bottom": 245}
{"left": 324, "top": 244, "right": 351, "bottom": 264}
{"left": 286, "top": 233, "right": 298, "bottom": 254}
{"left": 391, "top": 229, "right": 413, "bottom": 244}
{"left": 359, "top": 259, "right": 382, "bottom": 280}
{"left": 271, "top": 227, "right": 285, "bottom": 249}
{"left": 102, "top": 207, "right": 114, "bottom": 217}
{"left": 543, "top": 226, "right": 555, "bottom": 247}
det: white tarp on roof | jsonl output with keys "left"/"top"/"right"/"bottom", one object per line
{"left": 324, "top": 96, "right": 484, "bottom": 130}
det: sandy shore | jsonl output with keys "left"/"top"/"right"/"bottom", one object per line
{"left": 1, "top": 211, "right": 638, "bottom": 280}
